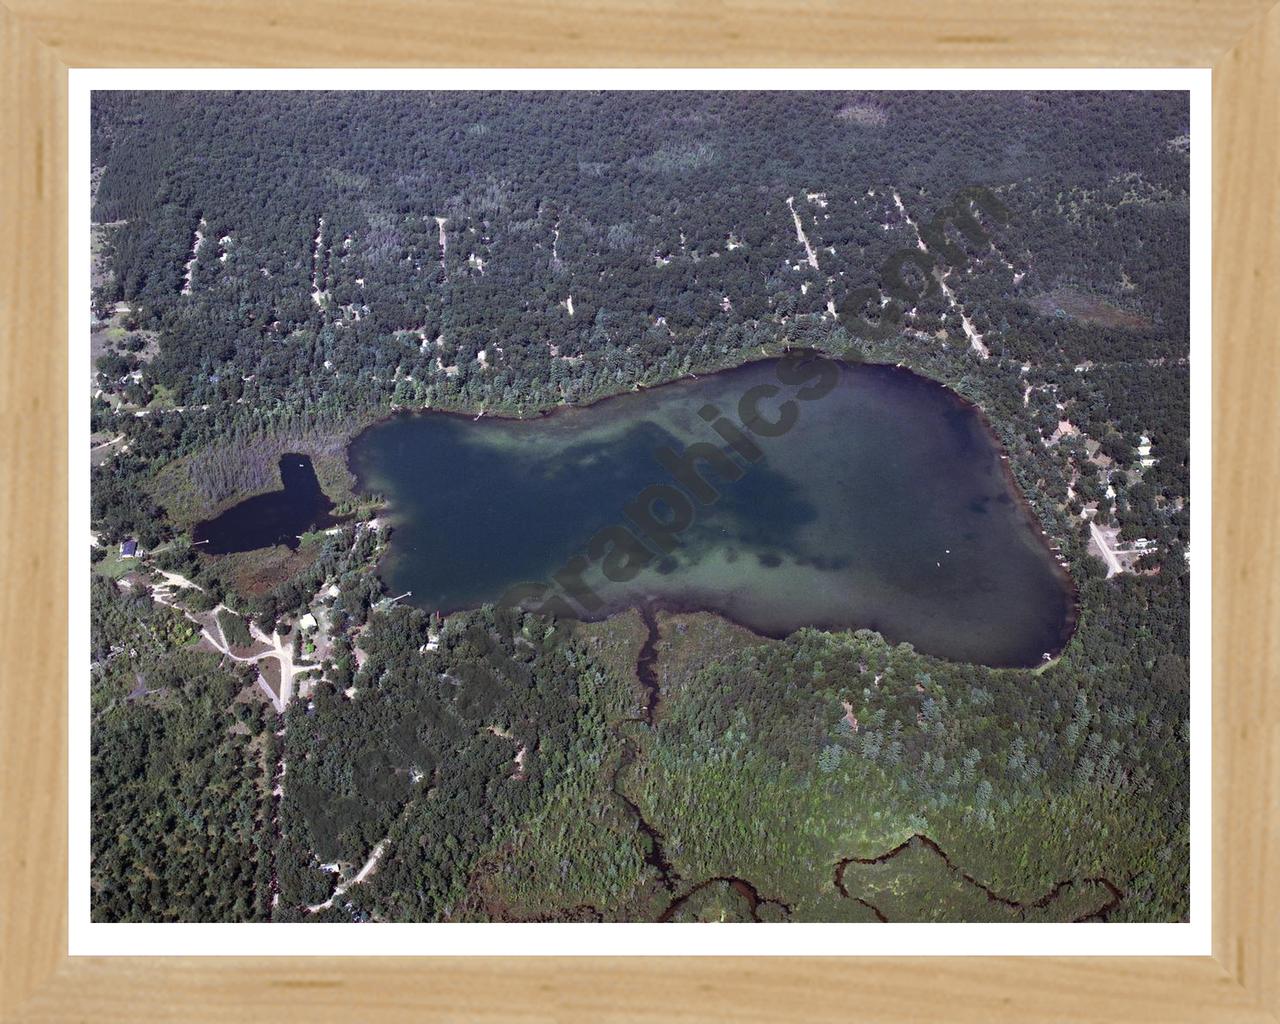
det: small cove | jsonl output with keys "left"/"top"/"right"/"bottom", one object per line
{"left": 192, "top": 453, "right": 341, "bottom": 554}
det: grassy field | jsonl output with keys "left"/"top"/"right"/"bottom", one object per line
{"left": 146, "top": 382, "right": 179, "bottom": 411}
{"left": 93, "top": 546, "right": 137, "bottom": 580}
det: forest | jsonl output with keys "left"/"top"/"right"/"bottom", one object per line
{"left": 90, "top": 575, "right": 274, "bottom": 921}
{"left": 89, "top": 91, "right": 1191, "bottom": 923}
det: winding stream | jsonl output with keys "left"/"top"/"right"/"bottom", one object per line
{"left": 658, "top": 876, "right": 792, "bottom": 923}
{"left": 608, "top": 608, "right": 790, "bottom": 921}
{"left": 833, "top": 833, "right": 1124, "bottom": 922}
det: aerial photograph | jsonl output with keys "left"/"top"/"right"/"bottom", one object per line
{"left": 88, "top": 90, "right": 1191, "bottom": 924}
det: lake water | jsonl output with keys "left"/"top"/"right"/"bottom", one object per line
{"left": 192, "top": 453, "right": 340, "bottom": 553}
{"left": 347, "top": 357, "right": 1075, "bottom": 666}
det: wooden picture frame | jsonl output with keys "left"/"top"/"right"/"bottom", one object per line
{"left": 1, "top": 2, "right": 1275, "bottom": 1019}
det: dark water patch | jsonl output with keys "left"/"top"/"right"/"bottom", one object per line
{"left": 349, "top": 358, "right": 1077, "bottom": 667}
{"left": 193, "top": 454, "right": 340, "bottom": 554}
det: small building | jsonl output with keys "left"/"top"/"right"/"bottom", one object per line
{"left": 119, "top": 539, "right": 138, "bottom": 558}
{"left": 1137, "top": 433, "right": 1157, "bottom": 468}
{"left": 298, "top": 612, "right": 317, "bottom": 631}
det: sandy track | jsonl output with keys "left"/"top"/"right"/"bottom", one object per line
{"left": 151, "top": 575, "right": 317, "bottom": 711}
{"left": 785, "top": 196, "right": 821, "bottom": 271}
{"left": 305, "top": 840, "right": 388, "bottom": 914}
{"left": 1088, "top": 521, "right": 1125, "bottom": 577}
{"left": 894, "top": 190, "right": 990, "bottom": 359}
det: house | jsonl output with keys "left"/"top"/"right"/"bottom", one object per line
{"left": 298, "top": 612, "right": 317, "bottom": 631}
{"left": 1138, "top": 433, "right": 1158, "bottom": 468}
{"left": 119, "top": 539, "right": 138, "bottom": 558}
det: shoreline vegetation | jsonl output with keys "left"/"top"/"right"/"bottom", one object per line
{"left": 147, "top": 338, "right": 809, "bottom": 530}
{"left": 172, "top": 342, "right": 1074, "bottom": 615}
{"left": 151, "top": 415, "right": 378, "bottom": 529}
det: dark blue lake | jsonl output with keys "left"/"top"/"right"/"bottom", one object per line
{"left": 348, "top": 357, "right": 1076, "bottom": 667}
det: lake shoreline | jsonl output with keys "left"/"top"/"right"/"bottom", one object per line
{"left": 187, "top": 351, "right": 1078, "bottom": 669}
{"left": 894, "top": 368, "right": 1082, "bottom": 666}
{"left": 345, "top": 353, "right": 1081, "bottom": 670}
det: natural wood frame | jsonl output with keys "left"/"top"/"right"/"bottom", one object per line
{"left": 2, "top": 3, "right": 1276, "bottom": 1019}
